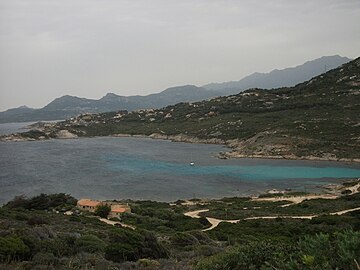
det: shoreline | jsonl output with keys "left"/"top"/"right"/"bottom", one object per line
{"left": 113, "top": 133, "right": 360, "bottom": 164}
{"left": 1, "top": 130, "right": 360, "bottom": 164}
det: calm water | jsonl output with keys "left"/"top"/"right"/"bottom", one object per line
{"left": 0, "top": 134, "right": 360, "bottom": 204}
{"left": 0, "top": 120, "right": 63, "bottom": 136}
{"left": 0, "top": 121, "right": 35, "bottom": 135}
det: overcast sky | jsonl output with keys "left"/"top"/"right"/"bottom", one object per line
{"left": 0, "top": 0, "right": 359, "bottom": 111}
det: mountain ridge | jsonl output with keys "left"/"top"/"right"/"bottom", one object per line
{"left": 0, "top": 55, "right": 351, "bottom": 123}
{"left": 203, "top": 55, "right": 351, "bottom": 94}
{"left": 0, "top": 85, "right": 220, "bottom": 123}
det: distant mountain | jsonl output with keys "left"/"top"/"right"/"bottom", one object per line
{"left": 0, "top": 55, "right": 351, "bottom": 123}
{"left": 0, "top": 85, "right": 220, "bottom": 123}
{"left": 203, "top": 55, "right": 351, "bottom": 94}
{"left": 0, "top": 106, "right": 36, "bottom": 123}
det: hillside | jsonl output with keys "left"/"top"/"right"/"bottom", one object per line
{"left": 1, "top": 181, "right": 360, "bottom": 269}
{"left": 203, "top": 55, "right": 351, "bottom": 94}
{"left": 4, "top": 57, "right": 359, "bottom": 162}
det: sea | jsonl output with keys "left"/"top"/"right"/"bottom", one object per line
{"left": 0, "top": 122, "right": 360, "bottom": 204}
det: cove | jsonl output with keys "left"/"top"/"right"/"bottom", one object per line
{"left": 0, "top": 137, "right": 359, "bottom": 203}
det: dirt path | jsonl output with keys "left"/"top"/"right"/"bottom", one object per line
{"left": 184, "top": 206, "right": 360, "bottom": 231}
{"left": 330, "top": 206, "right": 360, "bottom": 216}
{"left": 244, "top": 207, "right": 360, "bottom": 221}
{"left": 99, "top": 218, "right": 135, "bottom": 230}
{"left": 203, "top": 217, "right": 240, "bottom": 231}
{"left": 184, "top": 209, "right": 239, "bottom": 232}
{"left": 184, "top": 209, "right": 209, "bottom": 218}
{"left": 252, "top": 194, "right": 339, "bottom": 205}
{"left": 347, "top": 182, "right": 360, "bottom": 194}
{"left": 244, "top": 215, "right": 316, "bottom": 220}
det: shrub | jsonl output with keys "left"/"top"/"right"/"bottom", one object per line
{"left": 27, "top": 216, "right": 48, "bottom": 226}
{"left": 5, "top": 193, "right": 77, "bottom": 211}
{"left": 195, "top": 241, "right": 295, "bottom": 270}
{"left": 171, "top": 232, "right": 199, "bottom": 247}
{"left": 94, "top": 205, "right": 111, "bottom": 218}
{"left": 105, "top": 229, "right": 168, "bottom": 263}
{"left": 137, "top": 258, "right": 160, "bottom": 269}
{"left": 105, "top": 243, "right": 140, "bottom": 262}
{"left": 75, "top": 235, "right": 106, "bottom": 253}
{"left": 32, "top": 252, "right": 59, "bottom": 266}
{"left": 0, "top": 236, "right": 29, "bottom": 262}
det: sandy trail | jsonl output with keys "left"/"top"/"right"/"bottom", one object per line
{"left": 347, "top": 183, "right": 360, "bottom": 194}
{"left": 244, "top": 207, "right": 360, "bottom": 221}
{"left": 99, "top": 218, "right": 135, "bottom": 230}
{"left": 252, "top": 194, "right": 339, "bottom": 205}
{"left": 330, "top": 206, "right": 360, "bottom": 216}
{"left": 184, "top": 209, "right": 240, "bottom": 231}
{"left": 184, "top": 209, "right": 210, "bottom": 218}
{"left": 184, "top": 206, "right": 360, "bottom": 231}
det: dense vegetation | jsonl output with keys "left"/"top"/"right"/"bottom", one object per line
{"left": 1, "top": 188, "right": 360, "bottom": 269}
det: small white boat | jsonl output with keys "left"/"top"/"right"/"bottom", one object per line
{"left": 190, "top": 162, "right": 195, "bottom": 166}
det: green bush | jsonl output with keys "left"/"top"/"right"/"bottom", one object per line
{"left": 105, "top": 243, "right": 140, "bottom": 262}
{"left": 0, "top": 236, "right": 29, "bottom": 262}
{"left": 335, "top": 230, "right": 360, "bottom": 269}
{"left": 32, "top": 252, "right": 59, "bottom": 266}
{"left": 171, "top": 232, "right": 199, "bottom": 248}
{"left": 137, "top": 258, "right": 160, "bottom": 269}
{"left": 298, "top": 233, "right": 333, "bottom": 268}
{"left": 75, "top": 235, "right": 106, "bottom": 253}
{"left": 94, "top": 205, "right": 111, "bottom": 218}
{"left": 27, "top": 215, "right": 48, "bottom": 226}
{"left": 196, "top": 230, "right": 360, "bottom": 270}
{"left": 5, "top": 193, "right": 77, "bottom": 211}
{"left": 105, "top": 229, "right": 168, "bottom": 263}
{"left": 196, "top": 241, "right": 297, "bottom": 270}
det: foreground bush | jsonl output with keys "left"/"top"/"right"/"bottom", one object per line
{"left": 0, "top": 236, "right": 29, "bottom": 262}
{"left": 196, "top": 230, "right": 360, "bottom": 270}
{"left": 105, "top": 229, "right": 168, "bottom": 263}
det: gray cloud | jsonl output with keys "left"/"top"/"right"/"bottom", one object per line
{"left": 0, "top": 0, "right": 359, "bottom": 111}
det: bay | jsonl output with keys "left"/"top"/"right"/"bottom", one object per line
{"left": 0, "top": 136, "right": 359, "bottom": 204}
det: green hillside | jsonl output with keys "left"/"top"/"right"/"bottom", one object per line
{"left": 1, "top": 182, "right": 360, "bottom": 269}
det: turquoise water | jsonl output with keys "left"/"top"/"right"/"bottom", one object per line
{"left": 104, "top": 154, "right": 360, "bottom": 181}
{"left": 0, "top": 136, "right": 359, "bottom": 203}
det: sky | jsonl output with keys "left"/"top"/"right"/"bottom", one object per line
{"left": 0, "top": 0, "right": 359, "bottom": 111}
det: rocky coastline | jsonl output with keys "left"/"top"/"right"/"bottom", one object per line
{"left": 113, "top": 132, "right": 360, "bottom": 163}
{"left": 1, "top": 128, "right": 359, "bottom": 164}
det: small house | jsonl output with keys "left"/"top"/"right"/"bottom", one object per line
{"left": 77, "top": 199, "right": 102, "bottom": 212}
{"left": 108, "top": 204, "right": 131, "bottom": 218}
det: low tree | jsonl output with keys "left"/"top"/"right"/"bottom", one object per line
{"left": 94, "top": 205, "right": 111, "bottom": 218}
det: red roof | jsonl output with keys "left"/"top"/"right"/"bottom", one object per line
{"left": 77, "top": 199, "right": 101, "bottom": 207}
{"left": 111, "top": 205, "right": 129, "bottom": 213}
